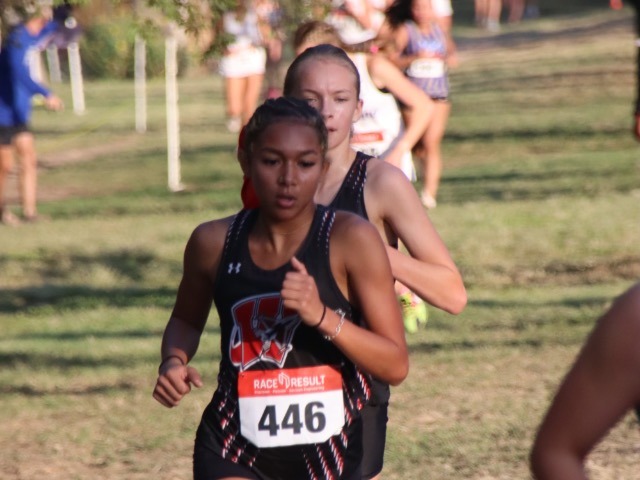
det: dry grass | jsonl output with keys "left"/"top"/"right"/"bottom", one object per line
{"left": 1, "top": 5, "right": 639, "bottom": 480}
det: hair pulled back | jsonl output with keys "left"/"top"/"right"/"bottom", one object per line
{"left": 283, "top": 43, "right": 361, "bottom": 99}
{"left": 243, "top": 96, "right": 329, "bottom": 158}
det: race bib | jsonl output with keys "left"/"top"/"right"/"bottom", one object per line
{"left": 407, "top": 58, "right": 445, "bottom": 79}
{"left": 351, "top": 131, "right": 384, "bottom": 144}
{"left": 238, "top": 365, "right": 344, "bottom": 448}
{"left": 351, "top": 131, "right": 385, "bottom": 158}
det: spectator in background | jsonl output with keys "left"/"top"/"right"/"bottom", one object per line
{"left": 530, "top": 282, "right": 640, "bottom": 479}
{"left": 326, "top": 0, "right": 393, "bottom": 47}
{"left": 504, "top": 0, "right": 525, "bottom": 24}
{"left": 283, "top": 43, "right": 467, "bottom": 478}
{"left": 385, "top": 0, "right": 453, "bottom": 209}
{"left": 0, "top": 3, "right": 63, "bottom": 225}
{"left": 294, "top": 22, "right": 437, "bottom": 335}
{"left": 504, "top": 0, "right": 539, "bottom": 24}
{"left": 49, "top": 1, "right": 82, "bottom": 49}
{"left": 474, "top": 0, "right": 502, "bottom": 32}
{"left": 217, "top": 0, "right": 268, "bottom": 133}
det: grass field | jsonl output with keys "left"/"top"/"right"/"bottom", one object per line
{"left": 1, "top": 4, "right": 639, "bottom": 479}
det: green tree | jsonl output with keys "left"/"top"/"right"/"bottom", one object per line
{"left": 1, "top": 0, "right": 328, "bottom": 56}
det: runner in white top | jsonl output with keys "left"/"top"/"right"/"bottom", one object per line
{"left": 217, "top": 1, "right": 269, "bottom": 132}
{"left": 350, "top": 52, "right": 416, "bottom": 179}
{"left": 431, "top": 0, "right": 452, "bottom": 17}
{"left": 326, "top": 0, "right": 393, "bottom": 46}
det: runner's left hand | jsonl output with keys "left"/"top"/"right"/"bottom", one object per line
{"left": 281, "top": 256, "right": 324, "bottom": 327}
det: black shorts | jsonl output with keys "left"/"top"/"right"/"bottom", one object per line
{"left": 194, "top": 442, "right": 362, "bottom": 480}
{"left": 360, "top": 401, "right": 389, "bottom": 479}
{"left": 193, "top": 443, "right": 260, "bottom": 480}
{"left": 0, "top": 124, "right": 29, "bottom": 145}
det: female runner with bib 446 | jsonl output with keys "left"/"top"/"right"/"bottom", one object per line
{"left": 152, "top": 97, "right": 409, "bottom": 480}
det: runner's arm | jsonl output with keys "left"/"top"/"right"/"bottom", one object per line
{"left": 386, "top": 25, "right": 417, "bottom": 71}
{"left": 153, "top": 219, "right": 229, "bottom": 407}
{"left": 367, "top": 54, "right": 434, "bottom": 167}
{"left": 368, "top": 165, "right": 466, "bottom": 314}
{"left": 281, "top": 213, "right": 408, "bottom": 385}
{"left": 530, "top": 283, "right": 640, "bottom": 479}
{"left": 328, "top": 214, "right": 409, "bottom": 385}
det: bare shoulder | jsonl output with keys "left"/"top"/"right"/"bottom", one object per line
{"left": 365, "top": 158, "right": 421, "bottom": 207}
{"left": 366, "top": 157, "right": 412, "bottom": 190}
{"left": 330, "top": 211, "right": 386, "bottom": 262}
{"left": 185, "top": 215, "right": 235, "bottom": 272}
{"left": 598, "top": 283, "right": 640, "bottom": 338}
{"left": 617, "top": 282, "right": 640, "bottom": 310}
{"left": 190, "top": 215, "right": 234, "bottom": 248}
{"left": 611, "top": 282, "right": 640, "bottom": 318}
{"left": 332, "top": 210, "right": 380, "bottom": 242}
{"left": 585, "top": 282, "right": 640, "bottom": 382}
{"left": 599, "top": 283, "right": 640, "bottom": 356}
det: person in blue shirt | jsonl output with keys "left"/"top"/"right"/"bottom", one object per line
{"left": 0, "top": 5, "right": 62, "bottom": 225}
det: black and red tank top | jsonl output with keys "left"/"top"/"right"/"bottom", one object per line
{"left": 196, "top": 205, "right": 371, "bottom": 479}
{"left": 329, "top": 151, "right": 371, "bottom": 220}
{"left": 330, "top": 151, "right": 393, "bottom": 406}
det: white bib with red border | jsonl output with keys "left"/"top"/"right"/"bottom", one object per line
{"left": 238, "top": 365, "right": 345, "bottom": 448}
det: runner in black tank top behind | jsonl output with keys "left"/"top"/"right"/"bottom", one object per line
{"left": 282, "top": 44, "right": 467, "bottom": 480}
{"left": 152, "top": 97, "right": 408, "bottom": 480}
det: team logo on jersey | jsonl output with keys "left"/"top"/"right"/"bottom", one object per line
{"left": 229, "top": 293, "right": 300, "bottom": 370}
{"left": 227, "top": 262, "right": 241, "bottom": 274}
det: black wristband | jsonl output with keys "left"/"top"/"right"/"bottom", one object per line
{"left": 311, "top": 305, "right": 327, "bottom": 329}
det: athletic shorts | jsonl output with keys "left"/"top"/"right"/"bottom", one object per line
{"left": 0, "top": 124, "right": 29, "bottom": 145}
{"left": 194, "top": 441, "right": 362, "bottom": 480}
{"left": 219, "top": 46, "right": 266, "bottom": 78}
{"left": 193, "top": 443, "right": 259, "bottom": 480}
{"left": 360, "top": 401, "right": 389, "bottom": 479}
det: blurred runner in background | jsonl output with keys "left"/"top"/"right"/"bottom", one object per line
{"left": 0, "top": 2, "right": 63, "bottom": 225}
